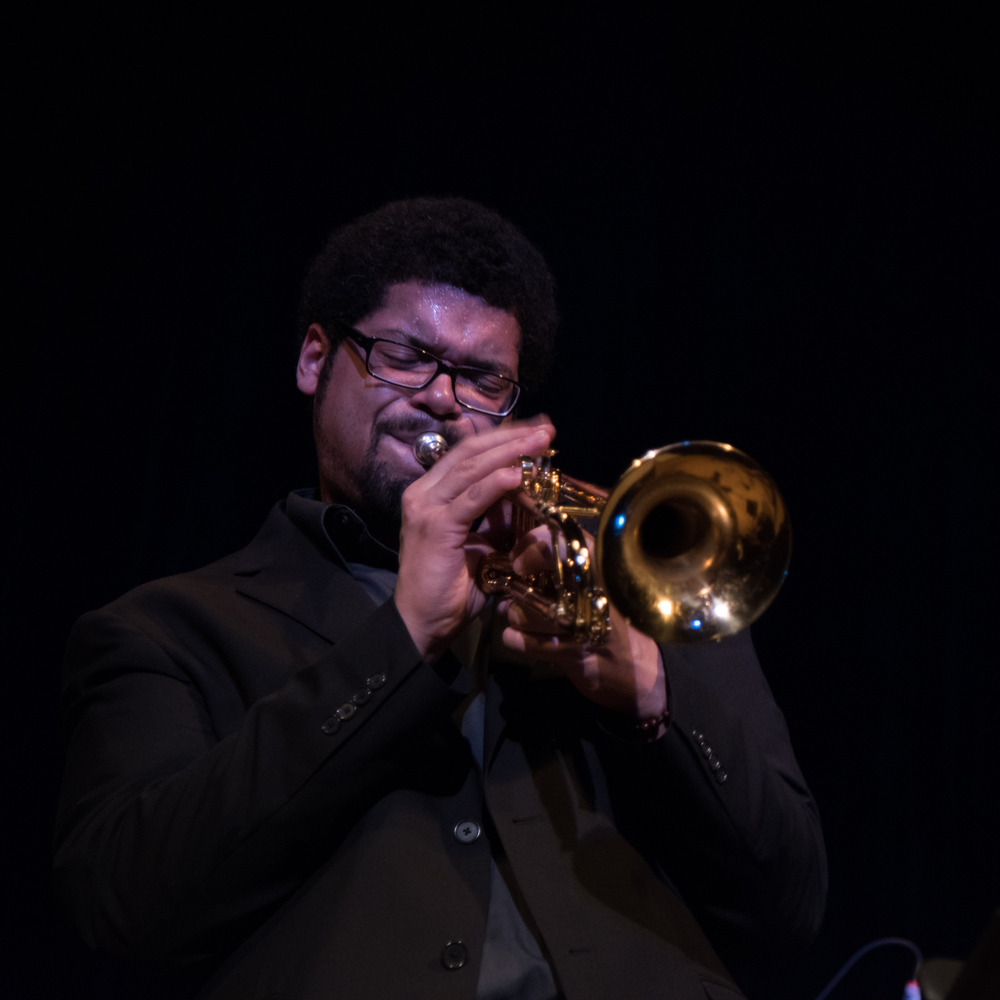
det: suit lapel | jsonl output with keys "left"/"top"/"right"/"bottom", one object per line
{"left": 233, "top": 500, "right": 380, "bottom": 646}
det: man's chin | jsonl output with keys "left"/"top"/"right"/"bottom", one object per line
{"left": 355, "top": 459, "right": 415, "bottom": 542}
{"left": 352, "top": 429, "right": 444, "bottom": 545}
{"left": 380, "top": 432, "right": 430, "bottom": 479}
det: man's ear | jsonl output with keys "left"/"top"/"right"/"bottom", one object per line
{"left": 297, "top": 323, "right": 331, "bottom": 396}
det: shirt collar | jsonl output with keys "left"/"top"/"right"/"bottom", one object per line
{"left": 285, "top": 488, "right": 399, "bottom": 572}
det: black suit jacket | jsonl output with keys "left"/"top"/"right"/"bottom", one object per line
{"left": 54, "top": 492, "right": 826, "bottom": 999}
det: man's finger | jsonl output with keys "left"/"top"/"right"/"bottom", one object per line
{"left": 502, "top": 627, "right": 595, "bottom": 660}
{"left": 437, "top": 465, "right": 526, "bottom": 527}
{"left": 504, "top": 602, "right": 568, "bottom": 635}
{"left": 422, "top": 420, "right": 554, "bottom": 481}
{"left": 510, "top": 536, "right": 558, "bottom": 578}
{"left": 422, "top": 428, "right": 553, "bottom": 507}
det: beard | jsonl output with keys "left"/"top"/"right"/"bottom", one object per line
{"left": 353, "top": 414, "right": 463, "bottom": 549}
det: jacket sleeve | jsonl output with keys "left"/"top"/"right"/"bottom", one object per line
{"left": 53, "top": 596, "right": 471, "bottom": 966}
{"left": 598, "top": 628, "right": 827, "bottom": 961}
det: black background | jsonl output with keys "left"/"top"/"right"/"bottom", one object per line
{"left": 6, "top": 6, "right": 997, "bottom": 998}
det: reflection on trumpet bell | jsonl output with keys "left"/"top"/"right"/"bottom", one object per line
{"left": 412, "top": 433, "right": 791, "bottom": 646}
{"left": 597, "top": 442, "right": 791, "bottom": 644}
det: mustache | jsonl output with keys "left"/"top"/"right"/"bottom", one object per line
{"left": 370, "top": 415, "right": 464, "bottom": 450}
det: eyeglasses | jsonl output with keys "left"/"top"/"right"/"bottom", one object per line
{"left": 336, "top": 320, "right": 522, "bottom": 417}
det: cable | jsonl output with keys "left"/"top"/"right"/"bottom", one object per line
{"left": 814, "top": 937, "right": 923, "bottom": 1000}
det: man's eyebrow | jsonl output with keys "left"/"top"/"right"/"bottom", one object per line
{"left": 378, "top": 328, "right": 518, "bottom": 380}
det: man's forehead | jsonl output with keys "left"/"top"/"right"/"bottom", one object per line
{"left": 367, "top": 281, "right": 521, "bottom": 356}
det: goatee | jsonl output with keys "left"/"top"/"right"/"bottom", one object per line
{"left": 355, "top": 415, "right": 462, "bottom": 549}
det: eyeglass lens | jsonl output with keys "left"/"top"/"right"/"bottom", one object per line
{"left": 368, "top": 341, "right": 518, "bottom": 414}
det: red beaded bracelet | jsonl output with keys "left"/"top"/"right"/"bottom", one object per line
{"left": 633, "top": 708, "right": 671, "bottom": 742}
{"left": 597, "top": 705, "right": 671, "bottom": 744}
{"left": 636, "top": 708, "right": 671, "bottom": 738}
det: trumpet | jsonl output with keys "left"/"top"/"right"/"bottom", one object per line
{"left": 413, "top": 434, "right": 791, "bottom": 646}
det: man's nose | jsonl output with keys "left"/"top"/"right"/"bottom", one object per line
{"left": 409, "top": 371, "right": 463, "bottom": 418}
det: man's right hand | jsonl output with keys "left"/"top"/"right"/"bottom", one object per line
{"left": 393, "top": 419, "right": 555, "bottom": 664}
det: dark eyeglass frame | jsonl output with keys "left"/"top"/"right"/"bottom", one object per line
{"left": 335, "top": 320, "right": 522, "bottom": 417}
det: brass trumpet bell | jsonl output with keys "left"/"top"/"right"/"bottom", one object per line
{"left": 596, "top": 441, "right": 791, "bottom": 643}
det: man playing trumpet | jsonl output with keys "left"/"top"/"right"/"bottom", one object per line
{"left": 55, "top": 197, "right": 826, "bottom": 999}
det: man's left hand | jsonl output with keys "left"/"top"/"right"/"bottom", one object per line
{"left": 497, "top": 526, "right": 668, "bottom": 726}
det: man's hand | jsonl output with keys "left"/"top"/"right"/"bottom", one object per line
{"left": 394, "top": 419, "right": 555, "bottom": 664}
{"left": 499, "top": 526, "right": 668, "bottom": 726}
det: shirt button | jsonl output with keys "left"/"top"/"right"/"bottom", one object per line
{"left": 336, "top": 702, "right": 357, "bottom": 722}
{"left": 366, "top": 673, "right": 387, "bottom": 690}
{"left": 453, "top": 820, "right": 481, "bottom": 844}
{"left": 441, "top": 941, "right": 468, "bottom": 970}
{"left": 320, "top": 716, "right": 340, "bottom": 736}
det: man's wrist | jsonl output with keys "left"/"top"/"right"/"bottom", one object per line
{"left": 602, "top": 639, "right": 670, "bottom": 743}
{"left": 392, "top": 592, "right": 444, "bottom": 666}
{"left": 632, "top": 638, "right": 668, "bottom": 719}
{"left": 596, "top": 704, "right": 671, "bottom": 744}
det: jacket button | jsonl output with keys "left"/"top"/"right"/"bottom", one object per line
{"left": 320, "top": 716, "right": 340, "bottom": 735}
{"left": 441, "top": 941, "right": 467, "bottom": 970}
{"left": 367, "top": 673, "right": 387, "bottom": 690}
{"left": 336, "top": 702, "right": 357, "bottom": 721}
{"left": 453, "top": 821, "right": 481, "bottom": 844}
{"left": 351, "top": 687, "right": 371, "bottom": 706}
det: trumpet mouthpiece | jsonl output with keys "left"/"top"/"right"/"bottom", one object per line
{"left": 413, "top": 432, "right": 449, "bottom": 468}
